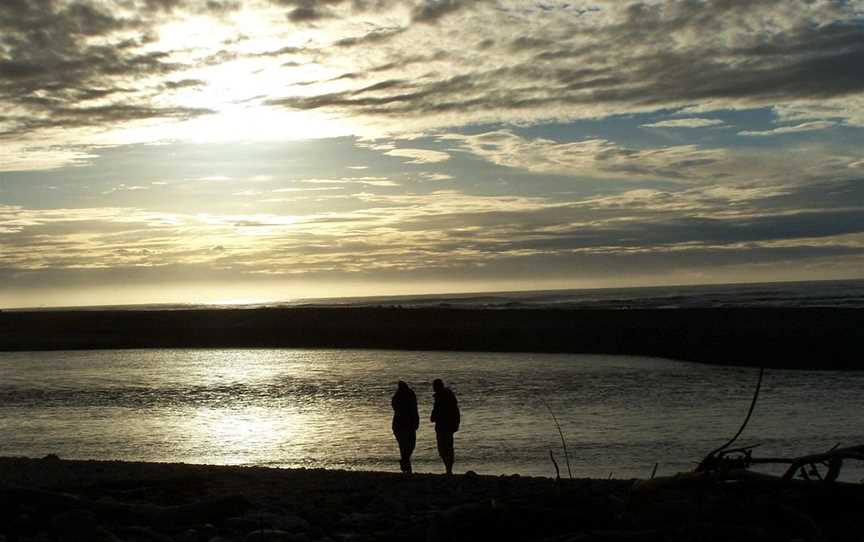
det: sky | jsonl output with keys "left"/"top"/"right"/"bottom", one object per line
{"left": 1, "top": 0, "right": 864, "bottom": 308}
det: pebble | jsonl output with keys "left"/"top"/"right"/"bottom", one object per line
{"left": 243, "top": 530, "right": 308, "bottom": 542}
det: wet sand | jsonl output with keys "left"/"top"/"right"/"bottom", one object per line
{"left": 1, "top": 307, "right": 861, "bottom": 369}
{"left": 1, "top": 456, "right": 862, "bottom": 541}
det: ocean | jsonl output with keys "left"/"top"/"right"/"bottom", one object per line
{"left": 289, "top": 279, "right": 864, "bottom": 310}
{"left": 14, "top": 278, "right": 864, "bottom": 312}
{"left": 1, "top": 348, "right": 862, "bottom": 480}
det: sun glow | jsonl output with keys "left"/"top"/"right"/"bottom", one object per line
{"left": 130, "top": 10, "right": 365, "bottom": 144}
{"left": 180, "top": 105, "right": 354, "bottom": 142}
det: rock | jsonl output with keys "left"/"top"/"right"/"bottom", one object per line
{"left": 243, "top": 530, "right": 308, "bottom": 542}
{"left": 340, "top": 512, "right": 395, "bottom": 531}
{"left": 153, "top": 496, "right": 252, "bottom": 528}
{"left": 49, "top": 509, "right": 122, "bottom": 542}
{"left": 177, "top": 524, "right": 219, "bottom": 542}
{"left": 178, "top": 528, "right": 201, "bottom": 542}
{"left": 200, "top": 525, "right": 220, "bottom": 540}
{"left": 273, "top": 515, "right": 310, "bottom": 533}
{"left": 42, "top": 454, "right": 61, "bottom": 462}
{"left": 426, "top": 501, "right": 505, "bottom": 542}
{"left": 227, "top": 512, "right": 309, "bottom": 533}
{"left": 627, "top": 497, "right": 700, "bottom": 528}
{"left": 118, "top": 526, "right": 175, "bottom": 542}
{"left": 225, "top": 516, "right": 252, "bottom": 532}
{"left": 366, "top": 494, "right": 408, "bottom": 515}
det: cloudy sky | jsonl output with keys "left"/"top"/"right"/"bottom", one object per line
{"left": 2, "top": 0, "right": 863, "bottom": 307}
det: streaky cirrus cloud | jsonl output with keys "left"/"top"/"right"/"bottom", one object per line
{"left": 739, "top": 121, "right": 838, "bottom": 137}
{"left": 383, "top": 148, "right": 451, "bottom": 164}
{"left": 440, "top": 130, "right": 864, "bottom": 185}
{"left": 642, "top": 118, "right": 726, "bottom": 129}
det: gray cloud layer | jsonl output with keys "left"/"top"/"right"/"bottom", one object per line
{"left": 4, "top": 0, "right": 864, "bottom": 144}
{"left": 262, "top": 0, "right": 864, "bottom": 129}
{"left": 0, "top": 0, "right": 221, "bottom": 139}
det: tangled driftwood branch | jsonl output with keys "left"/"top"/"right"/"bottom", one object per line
{"left": 777, "top": 444, "right": 864, "bottom": 482}
{"left": 697, "top": 367, "right": 764, "bottom": 473}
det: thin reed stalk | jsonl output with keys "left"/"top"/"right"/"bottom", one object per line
{"left": 542, "top": 400, "right": 573, "bottom": 480}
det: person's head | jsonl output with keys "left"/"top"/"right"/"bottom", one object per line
{"left": 397, "top": 380, "right": 409, "bottom": 391}
{"left": 432, "top": 378, "right": 444, "bottom": 393}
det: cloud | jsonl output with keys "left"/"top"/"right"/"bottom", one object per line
{"left": 772, "top": 95, "right": 864, "bottom": 127}
{"left": 411, "top": 0, "right": 485, "bottom": 23}
{"left": 3, "top": 0, "right": 863, "bottom": 170}
{"left": 417, "top": 172, "right": 454, "bottom": 182}
{"left": 443, "top": 130, "right": 864, "bottom": 185}
{"left": 293, "top": 176, "right": 400, "bottom": 186}
{"left": 103, "top": 184, "right": 151, "bottom": 195}
{"left": 383, "top": 148, "right": 451, "bottom": 164}
{"left": 3, "top": 168, "right": 864, "bottom": 292}
{"left": 254, "top": 0, "right": 864, "bottom": 134}
{"left": 443, "top": 130, "right": 730, "bottom": 181}
{"left": 270, "top": 187, "right": 344, "bottom": 194}
{"left": 3, "top": 1, "right": 863, "bottom": 299}
{"left": 739, "top": 121, "right": 838, "bottom": 136}
{"left": 332, "top": 27, "right": 406, "bottom": 48}
{"left": 642, "top": 118, "right": 726, "bottom": 129}
{"left": 270, "top": 0, "right": 401, "bottom": 24}
{"left": 0, "top": 142, "right": 99, "bottom": 172}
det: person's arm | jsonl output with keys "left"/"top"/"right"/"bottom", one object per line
{"left": 453, "top": 397, "right": 460, "bottom": 431}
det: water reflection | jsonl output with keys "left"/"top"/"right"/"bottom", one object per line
{"left": 177, "top": 407, "right": 298, "bottom": 464}
{"left": 1, "top": 349, "right": 862, "bottom": 479}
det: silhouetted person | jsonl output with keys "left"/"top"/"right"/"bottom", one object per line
{"left": 392, "top": 380, "right": 419, "bottom": 474}
{"left": 430, "top": 378, "right": 460, "bottom": 474}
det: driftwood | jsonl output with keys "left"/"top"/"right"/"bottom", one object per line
{"left": 777, "top": 444, "right": 864, "bottom": 481}
{"left": 697, "top": 442, "right": 864, "bottom": 483}
{"left": 695, "top": 366, "right": 863, "bottom": 484}
{"left": 696, "top": 367, "right": 764, "bottom": 473}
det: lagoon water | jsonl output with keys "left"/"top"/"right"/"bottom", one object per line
{"left": 1, "top": 349, "right": 862, "bottom": 480}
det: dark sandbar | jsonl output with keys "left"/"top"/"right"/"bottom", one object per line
{"left": 1, "top": 307, "right": 861, "bottom": 369}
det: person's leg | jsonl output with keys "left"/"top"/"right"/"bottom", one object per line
{"left": 435, "top": 430, "right": 446, "bottom": 473}
{"left": 436, "top": 430, "right": 454, "bottom": 474}
{"left": 404, "top": 430, "right": 416, "bottom": 474}
{"left": 396, "top": 431, "right": 410, "bottom": 473}
{"left": 443, "top": 431, "right": 454, "bottom": 474}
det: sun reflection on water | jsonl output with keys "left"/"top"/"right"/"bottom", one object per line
{"left": 179, "top": 406, "right": 305, "bottom": 465}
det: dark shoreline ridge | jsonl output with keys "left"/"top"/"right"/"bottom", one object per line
{"left": 0, "top": 307, "right": 860, "bottom": 369}
{"left": 2, "top": 456, "right": 863, "bottom": 542}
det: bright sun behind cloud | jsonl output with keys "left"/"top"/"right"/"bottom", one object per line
{"left": 116, "top": 7, "right": 366, "bottom": 144}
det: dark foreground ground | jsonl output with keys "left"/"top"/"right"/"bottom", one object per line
{"left": 1, "top": 456, "right": 862, "bottom": 542}
{"left": 0, "top": 307, "right": 861, "bottom": 369}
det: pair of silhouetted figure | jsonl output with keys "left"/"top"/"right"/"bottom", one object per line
{"left": 391, "top": 379, "right": 460, "bottom": 474}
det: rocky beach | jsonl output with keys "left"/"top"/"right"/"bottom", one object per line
{"left": 1, "top": 456, "right": 863, "bottom": 542}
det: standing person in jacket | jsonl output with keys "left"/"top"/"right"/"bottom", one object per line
{"left": 391, "top": 380, "right": 419, "bottom": 474}
{"left": 430, "top": 378, "right": 460, "bottom": 475}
